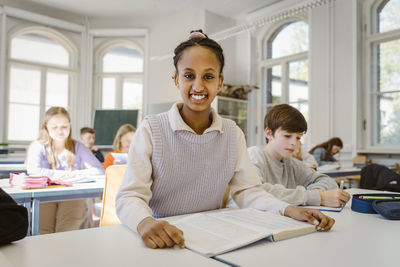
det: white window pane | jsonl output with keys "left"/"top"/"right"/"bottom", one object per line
{"left": 46, "top": 72, "right": 69, "bottom": 107}
{"left": 123, "top": 78, "right": 142, "bottom": 109}
{"left": 102, "top": 78, "right": 116, "bottom": 109}
{"left": 289, "top": 60, "right": 308, "bottom": 103}
{"left": 8, "top": 103, "right": 40, "bottom": 141}
{"left": 377, "top": 40, "right": 400, "bottom": 93}
{"left": 11, "top": 33, "right": 69, "bottom": 67}
{"left": 290, "top": 103, "right": 308, "bottom": 122}
{"left": 265, "top": 66, "right": 282, "bottom": 104}
{"left": 103, "top": 46, "right": 143, "bottom": 73}
{"left": 9, "top": 67, "right": 41, "bottom": 104}
{"left": 378, "top": 0, "right": 400, "bottom": 33}
{"left": 270, "top": 22, "right": 308, "bottom": 59}
{"left": 377, "top": 92, "right": 400, "bottom": 145}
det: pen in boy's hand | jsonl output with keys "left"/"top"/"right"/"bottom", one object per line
{"left": 339, "top": 180, "right": 344, "bottom": 190}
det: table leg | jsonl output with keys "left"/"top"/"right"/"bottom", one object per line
{"left": 23, "top": 200, "right": 31, "bottom": 236}
{"left": 32, "top": 199, "right": 40, "bottom": 236}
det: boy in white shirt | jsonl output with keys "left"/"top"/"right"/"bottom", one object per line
{"left": 248, "top": 104, "right": 350, "bottom": 207}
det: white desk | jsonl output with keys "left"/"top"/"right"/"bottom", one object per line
{"left": 215, "top": 188, "right": 400, "bottom": 267}
{"left": 0, "top": 225, "right": 226, "bottom": 267}
{"left": 2, "top": 179, "right": 105, "bottom": 236}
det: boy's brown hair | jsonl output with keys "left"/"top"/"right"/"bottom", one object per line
{"left": 80, "top": 127, "right": 95, "bottom": 135}
{"left": 264, "top": 104, "right": 307, "bottom": 138}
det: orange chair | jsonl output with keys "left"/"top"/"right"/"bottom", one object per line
{"left": 100, "top": 165, "right": 126, "bottom": 226}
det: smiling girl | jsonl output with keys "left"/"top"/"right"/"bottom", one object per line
{"left": 116, "top": 30, "right": 335, "bottom": 249}
{"left": 26, "top": 107, "right": 104, "bottom": 234}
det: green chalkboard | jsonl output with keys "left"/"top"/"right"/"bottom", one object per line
{"left": 93, "top": 109, "right": 138, "bottom": 146}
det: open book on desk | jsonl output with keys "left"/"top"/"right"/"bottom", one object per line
{"left": 171, "top": 208, "right": 316, "bottom": 257}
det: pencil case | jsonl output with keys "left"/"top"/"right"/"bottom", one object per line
{"left": 351, "top": 193, "right": 400, "bottom": 220}
{"left": 9, "top": 172, "right": 73, "bottom": 189}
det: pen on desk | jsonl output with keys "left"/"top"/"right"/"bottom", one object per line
{"left": 360, "top": 196, "right": 400, "bottom": 200}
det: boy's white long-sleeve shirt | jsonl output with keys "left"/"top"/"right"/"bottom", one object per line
{"left": 248, "top": 146, "right": 338, "bottom": 206}
{"left": 116, "top": 103, "right": 290, "bottom": 232}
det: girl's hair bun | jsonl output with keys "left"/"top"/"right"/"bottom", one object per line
{"left": 188, "top": 29, "right": 207, "bottom": 40}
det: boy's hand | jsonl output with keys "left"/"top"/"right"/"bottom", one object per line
{"left": 137, "top": 217, "right": 185, "bottom": 249}
{"left": 284, "top": 206, "right": 335, "bottom": 231}
{"left": 319, "top": 189, "right": 350, "bottom": 207}
{"left": 113, "top": 159, "right": 122, "bottom": 165}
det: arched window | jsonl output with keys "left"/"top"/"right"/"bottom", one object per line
{"left": 7, "top": 27, "right": 77, "bottom": 142}
{"left": 367, "top": 0, "right": 400, "bottom": 146}
{"left": 260, "top": 20, "right": 309, "bottom": 142}
{"left": 95, "top": 41, "right": 144, "bottom": 117}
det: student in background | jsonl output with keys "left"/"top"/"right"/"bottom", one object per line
{"left": 80, "top": 127, "right": 104, "bottom": 163}
{"left": 26, "top": 107, "right": 104, "bottom": 234}
{"left": 103, "top": 124, "right": 136, "bottom": 170}
{"left": 292, "top": 140, "right": 318, "bottom": 169}
{"left": 116, "top": 30, "right": 334, "bottom": 250}
{"left": 309, "top": 137, "right": 343, "bottom": 166}
{"left": 248, "top": 104, "right": 350, "bottom": 207}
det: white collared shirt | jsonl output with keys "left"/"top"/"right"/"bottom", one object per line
{"left": 116, "top": 103, "right": 290, "bottom": 232}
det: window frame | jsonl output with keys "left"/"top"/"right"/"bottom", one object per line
{"left": 363, "top": 0, "right": 400, "bottom": 151}
{"left": 93, "top": 39, "right": 144, "bottom": 118}
{"left": 257, "top": 17, "right": 309, "bottom": 145}
{"left": 5, "top": 25, "right": 78, "bottom": 144}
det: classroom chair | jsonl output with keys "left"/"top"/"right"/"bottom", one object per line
{"left": 99, "top": 164, "right": 126, "bottom": 226}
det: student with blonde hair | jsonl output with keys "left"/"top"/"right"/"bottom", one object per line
{"left": 103, "top": 124, "right": 136, "bottom": 170}
{"left": 26, "top": 106, "right": 104, "bottom": 234}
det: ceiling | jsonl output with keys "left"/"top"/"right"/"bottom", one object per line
{"left": 25, "top": 0, "right": 283, "bottom": 18}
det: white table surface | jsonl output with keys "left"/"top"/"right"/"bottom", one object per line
{"left": 215, "top": 188, "right": 400, "bottom": 267}
{"left": 0, "top": 225, "right": 226, "bottom": 267}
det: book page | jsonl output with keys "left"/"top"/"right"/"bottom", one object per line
{"left": 209, "top": 209, "right": 311, "bottom": 233}
{"left": 171, "top": 208, "right": 313, "bottom": 257}
{"left": 172, "top": 212, "right": 265, "bottom": 256}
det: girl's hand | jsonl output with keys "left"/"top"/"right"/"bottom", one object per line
{"left": 284, "top": 206, "right": 335, "bottom": 231}
{"left": 137, "top": 217, "right": 185, "bottom": 249}
{"left": 332, "top": 162, "right": 340, "bottom": 165}
{"left": 319, "top": 189, "right": 350, "bottom": 207}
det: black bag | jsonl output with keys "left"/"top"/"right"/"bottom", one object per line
{"left": 0, "top": 188, "right": 29, "bottom": 245}
{"left": 360, "top": 164, "right": 400, "bottom": 192}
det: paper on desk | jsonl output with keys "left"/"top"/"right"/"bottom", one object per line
{"left": 300, "top": 202, "right": 347, "bottom": 212}
{"left": 316, "top": 165, "right": 341, "bottom": 172}
{"left": 111, "top": 153, "right": 128, "bottom": 164}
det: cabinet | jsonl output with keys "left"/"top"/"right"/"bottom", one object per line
{"left": 212, "top": 96, "right": 249, "bottom": 141}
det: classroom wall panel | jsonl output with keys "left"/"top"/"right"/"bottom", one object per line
{"left": 308, "top": 0, "right": 359, "bottom": 165}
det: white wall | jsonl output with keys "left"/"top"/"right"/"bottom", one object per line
{"left": 308, "top": 0, "right": 359, "bottom": 165}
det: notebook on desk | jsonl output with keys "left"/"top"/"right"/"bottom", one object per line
{"left": 300, "top": 203, "right": 346, "bottom": 212}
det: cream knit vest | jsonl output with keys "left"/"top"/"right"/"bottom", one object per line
{"left": 146, "top": 112, "right": 237, "bottom": 218}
